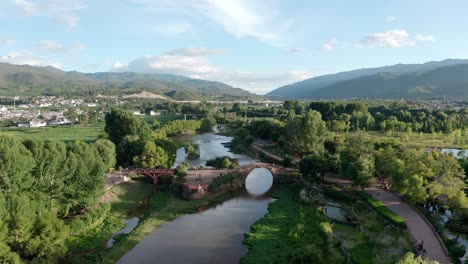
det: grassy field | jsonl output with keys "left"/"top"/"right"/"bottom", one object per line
{"left": 67, "top": 181, "right": 232, "bottom": 264}
{"left": 349, "top": 131, "right": 468, "bottom": 149}
{"left": 241, "top": 185, "right": 345, "bottom": 264}
{"left": 0, "top": 123, "right": 105, "bottom": 142}
{"left": 0, "top": 116, "right": 191, "bottom": 142}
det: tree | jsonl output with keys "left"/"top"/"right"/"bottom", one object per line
{"left": 282, "top": 110, "right": 327, "bottom": 157}
{"left": 61, "top": 141, "right": 106, "bottom": 215}
{"left": 200, "top": 116, "right": 216, "bottom": 132}
{"left": 154, "top": 138, "right": 177, "bottom": 168}
{"left": 94, "top": 139, "right": 117, "bottom": 169}
{"left": 352, "top": 154, "right": 375, "bottom": 190}
{"left": 0, "top": 136, "right": 36, "bottom": 193}
{"left": 299, "top": 154, "right": 329, "bottom": 183}
{"left": 22, "top": 139, "right": 68, "bottom": 208}
{"left": 340, "top": 133, "right": 375, "bottom": 189}
{"left": 397, "top": 252, "right": 439, "bottom": 264}
{"left": 104, "top": 108, "right": 150, "bottom": 146}
{"left": 133, "top": 141, "right": 169, "bottom": 168}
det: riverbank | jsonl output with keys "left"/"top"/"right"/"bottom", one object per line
{"left": 67, "top": 181, "right": 234, "bottom": 263}
{"left": 242, "top": 184, "right": 416, "bottom": 264}
{"left": 241, "top": 185, "right": 345, "bottom": 263}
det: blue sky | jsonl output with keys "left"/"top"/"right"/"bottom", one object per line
{"left": 1, "top": 0, "right": 468, "bottom": 94}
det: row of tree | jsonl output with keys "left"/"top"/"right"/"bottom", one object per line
{"left": 0, "top": 137, "right": 114, "bottom": 263}
{"left": 309, "top": 101, "right": 468, "bottom": 133}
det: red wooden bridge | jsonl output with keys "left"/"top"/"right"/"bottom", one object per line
{"left": 127, "top": 168, "right": 174, "bottom": 184}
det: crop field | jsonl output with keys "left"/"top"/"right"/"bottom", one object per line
{"left": 0, "top": 124, "right": 105, "bottom": 142}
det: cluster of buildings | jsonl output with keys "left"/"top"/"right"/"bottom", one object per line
{"left": 15, "top": 96, "right": 98, "bottom": 108}
{"left": 0, "top": 107, "right": 72, "bottom": 128}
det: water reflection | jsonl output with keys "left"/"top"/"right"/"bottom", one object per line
{"left": 117, "top": 193, "right": 274, "bottom": 264}
{"left": 106, "top": 217, "right": 139, "bottom": 247}
{"left": 173, "top": 133, "right": 256, "bottom": 168}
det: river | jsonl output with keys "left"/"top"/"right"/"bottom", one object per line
{"left": 117, "top": 133, "right": 275, "bottom": 264}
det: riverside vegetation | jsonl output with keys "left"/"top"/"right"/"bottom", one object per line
{"left": 0, "top": 99, "right": 467, "bottom": 263}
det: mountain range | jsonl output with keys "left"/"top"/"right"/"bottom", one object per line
{"left": 0, "top": 63, "right": 253, "bottom": 99}
{"left": 267, "top": 59, "right": 468, "bottom": 100}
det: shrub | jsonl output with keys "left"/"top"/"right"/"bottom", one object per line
{"left": 206, "top": 156, "right": 239, "bottom": 169}
{"left": 207, "top": 173, "right": 239, "bottom": 191}
{"left": 361, "top": 193, "right": 407, "bottom": 229}
{"left": 322, "top": 188, "right": 359, "bottom": 203}
{"left": 68, "top": 204, "right": 111, "bottom": 235}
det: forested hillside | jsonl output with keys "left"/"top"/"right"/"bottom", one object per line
{"left": 0, "top": 63, "right": 253, "bottom": 99}
{"left": 267, "top": 59, "right": 468, "bottom": 99}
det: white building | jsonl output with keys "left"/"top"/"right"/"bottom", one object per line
{"left": 29, "top": 119, "right": 47, "bottom": 128}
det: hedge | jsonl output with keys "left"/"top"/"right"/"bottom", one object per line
{"left": 322, "top": 188, "right": 359, "bottom": 203}
{"left": 360, "top": 192, "right": 407, "bottom": 229}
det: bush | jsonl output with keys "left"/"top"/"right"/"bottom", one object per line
{"left": 208, "top": 173, "right": 239, "bottom": 191}
{"left": 68, "top": 204, "right": 111, "bottom": 235}
{"left": 361, "top": 193, "right": 407, "bottom": 229}
{"left": 323, "top": 188, "right": 359, "bottom": 203}
{"left": 206, "top": 156, "right": 239, "bottom": 169}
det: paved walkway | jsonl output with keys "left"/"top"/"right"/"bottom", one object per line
{"left": 324, "top": 176, "right": 451, "bottom": 264}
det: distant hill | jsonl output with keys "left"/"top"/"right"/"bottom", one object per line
{"left": 0, "top": 63, "right": 254, "bottom": 99}
{"left": 312, "top": 64, "right": 468, "bottom": 99}
{"left": 267, "top": 59, "right": 468, "bottom": 99}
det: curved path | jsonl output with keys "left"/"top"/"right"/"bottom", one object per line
{"left": 325, "top": 176, "right": 451, "bottom": 264}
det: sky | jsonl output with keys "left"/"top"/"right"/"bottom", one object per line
{"left": 1, "top": 0, "right": 468, "bottom": 94}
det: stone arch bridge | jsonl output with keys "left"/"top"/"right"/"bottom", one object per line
{"left": 183, "top": 162, "right": 297, "bottom": 199}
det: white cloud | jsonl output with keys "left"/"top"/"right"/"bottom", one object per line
{"left": 416, "top": 34, "right": 436, "bottom": 42}
{"left": 359, "top": 30, "right": 415, "bottom": 48}
{"left": 111, "top": 48, "right": 311, "bottom": 94}
{"left": 127, "top": 0, "right": 292, "bottom": 47}
{"left": 113, "top": 61, "right": 125, "bottom": 69}
{"left": 283, "top": 48, "right": 305, "bottom": 53}
{"left": 1, "top": 51, "right": 63, "bottom": 68}
{"left": 38, "top": 40, "right": 85, "bottom": 53}
{"left": 10, "top": 0, "right": 85, "bottom": 28}
{"left": 385, "top": 16, "right": 396, "bottom": 23}
{"left": 11, "top": 0, "right": 36, "bottom": 15}
{"left": 2, "top": 37, "right": 16, "bottom": 46}
{"left": 358, "top": 30, "right": 437, "bottom": 48}
{"left": 322, "top": 38, "right": 338, "bottom": 51}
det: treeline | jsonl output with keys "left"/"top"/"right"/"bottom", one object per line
{"left": 309, "top": 101, "right": 468, "bottom": 133}
{"left": 0, "top": 137, "right": 114, "bottom": 263}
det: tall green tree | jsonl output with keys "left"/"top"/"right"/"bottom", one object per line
{"left": 282, "top": 110, "right": 327, "bottom": 157}
{"left": 299, "top": 154, "right": 329, "bottom": 183}
{"left": 61, "top": 141, "right": 106, "bottom": 215}
{"left": 133, "top": 141, "right": 169, "bottom": 168}
{"left": 340, "top": 133, "right": 375, "bottom": 189}
{"left": 94, "top": 139, "right": 117, "bottom": 169}
{"left": 0, "top": 137, "right": 35, "bottom": 193}
{"left": 104, "top": 108, "right": 150, "bottom": 146}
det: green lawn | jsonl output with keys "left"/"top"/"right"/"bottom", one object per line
{"left": 342, "top": 131, "right": 468, "bottom": 149}
{"left": 0, "top": 123, "right": 104, "bottom": 142}
{"left": 241, "top": 185, "right": 345, "bottom": 264}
